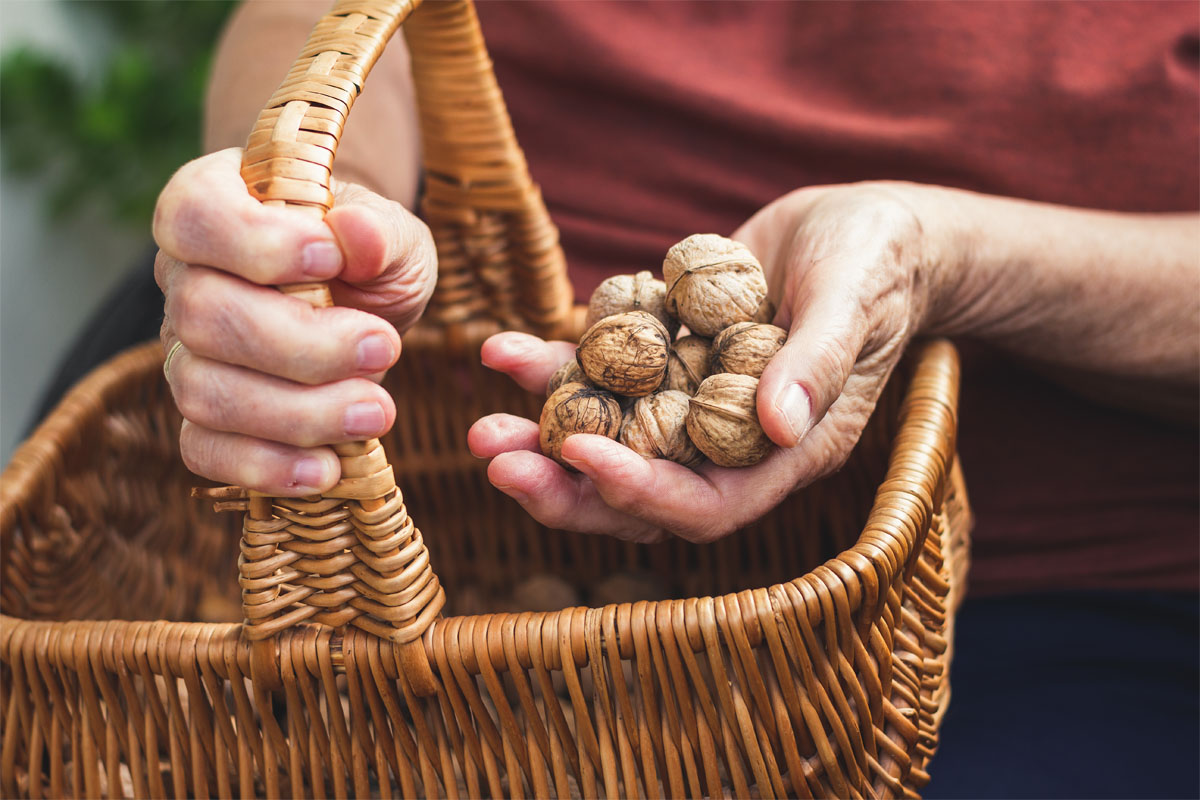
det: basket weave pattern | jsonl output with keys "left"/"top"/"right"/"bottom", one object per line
{"left": 1, "top": 339, "right": 967, "bottom": 799}
{"left": 0, "top": 1, "right": 970, "bottom": 797}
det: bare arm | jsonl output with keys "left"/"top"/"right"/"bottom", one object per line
{"left": 203, "top": 0, "right": 422, "bottom": 205}
{"left": 923, "top": 189, "right": 1199, "bottom": 418}
{"left": 471, "top": 182, "right": 1200, "bottom": 542}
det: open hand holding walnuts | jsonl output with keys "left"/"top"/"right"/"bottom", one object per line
{"left": 471, "top": 183, "right": 948, "bottom": 543}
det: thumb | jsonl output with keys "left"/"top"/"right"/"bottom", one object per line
{"left": 323, "top": 181, "right": 437, "bottom": 331}
{"left": 756, "top": 287, "right": 866, "bottom": 448}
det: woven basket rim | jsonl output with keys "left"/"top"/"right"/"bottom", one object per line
{"left": 0, "top": 333, "right": 960, "bottom": 665}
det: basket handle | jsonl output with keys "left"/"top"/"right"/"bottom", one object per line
{"left": 401, "top": 1, "right": 574, "bottom": 334}
{"left": 236, "top": 0, "right": 441, "bottom": 686}
{"left": 233, "top": 0, "right": 575, "bottom": 691}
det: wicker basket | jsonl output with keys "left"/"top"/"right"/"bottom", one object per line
{"left": 0, "top": 1, "right": 971, "bottom": 797}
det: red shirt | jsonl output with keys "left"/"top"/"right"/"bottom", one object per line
{"left": 474, "top": 0, "right": 1200, "bottom": 595}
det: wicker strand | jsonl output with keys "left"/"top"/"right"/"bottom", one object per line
{"left": 0, "top": 0, "right": 969, "bottom": 791}
{"left": 233, "top": 0, "right": 579, "bottom": 654}
{"left": 236, "top": 0, "right": 450, "bottom": 654}
{"left": 403, "top": 0, "right": 574, "bottom": 335}
{"left": 0, "top": 366, "right": 965, "bottom": 797}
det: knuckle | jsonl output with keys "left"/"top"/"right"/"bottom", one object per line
{"left": 414, "top": 219, "right": 438, "bottom": 282}
{"left": 179, "top": 441, "right": 203, "bottom": 477}
{"left": 231, "top": 213, "right": 279, "bottom": 281}
{"left": 174, "top": 271, "right": 256, "bottom": 361}
{"left": 169, "top": 271, "right": 216, "bottom": 345}
{"left": 177, "top": 422, "right": 210, "bottom": 477}
{"left": 233, "top": 199, "right": 261, "bottom": 232}
{"left": 173, "top": 359, "right": 236, "bottom": 431}
{"left": 153, "top": 250, "right": 176, "bottom": 292}
{"left": 394, "top": 209, "right": 437, "bottom": 273}
{"left": 277, "top": 307, "right": 333, "bottom": 384}
{"left": 170, "top": 359, "right": 206, "bottom": 422}
{"left": 167, "top": 279, "right": 202, "bottom": 343}
{"left": 152, "top": 177, "right": 186, "bottom": 252}
{"left": 805, "top": 414, "right": 863, "bottom": 480}
{"left": 163, "top": 188, "right": 212, "bottom": 258}
{"left": 202, "top": 372, "right": 240, "bottom": 431}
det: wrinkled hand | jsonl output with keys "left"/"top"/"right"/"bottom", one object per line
{"left": 154, "top": 148, "right": 436, "bottom": 495}
{"left": 469, "top": 182, "right": 950, "bottom": 543}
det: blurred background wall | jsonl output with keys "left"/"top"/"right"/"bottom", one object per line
{"left": 0, "top": 0, "right": 233, "bottom": 463}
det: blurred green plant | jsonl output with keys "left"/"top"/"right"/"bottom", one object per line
{"left": 0, "top": 0, "right": 236, "bottom": 231}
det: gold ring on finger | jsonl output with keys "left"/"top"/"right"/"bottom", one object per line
{"left": 163, "top": 340, "right": 185, "bottom": 381}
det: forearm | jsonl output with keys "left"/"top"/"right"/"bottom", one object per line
{"left": 203, "top": 0, "right": 421, "bottom": 206}
{"left": 921, "top": 188, "right": 1199, "bottom": 389}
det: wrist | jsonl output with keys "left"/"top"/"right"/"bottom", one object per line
{"left": 896, "top": 183, "right": 990, "bottom": 337}
{"left": 856, "top": 181, "right": 976, "bottom": 337}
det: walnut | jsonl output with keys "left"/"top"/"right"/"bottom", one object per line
{"left": 539, "top": 382, "right": 623, "bottom": 468}
{"left": 546, "top": 360, "right": 587, "bottom": 395}
{"left": 686, "top": 373, "right": 773, "bottom": 467}
{"left": 663, "top": 234, "right": 768, "bottom": 336}
{"left": 618, "top": 390, "right": 703, "bottom": 466}
{"left": 576, "top": 311, "right": 670, "bottom": 396}
{"left": 586, "top": 270, "right": 677, "bottom": 335}
{"left": 664, "top": 335, "right": 711, "bottom": 395}
{"left": 710, "top": 322, "right": 787, "bottom": 378}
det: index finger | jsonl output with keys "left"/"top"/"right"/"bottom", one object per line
{"left": 153, "top": 148, "right": 344, "bottom": 285}
{"left": 481, "top": 332, "right": 578, "bottom": 394}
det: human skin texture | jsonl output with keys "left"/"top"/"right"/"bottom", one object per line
{"left": 156, "top": 1, "right": 1199, "bottom": 535}
{"left": 468, "top": 183, "right": 1199, "bottom": 542}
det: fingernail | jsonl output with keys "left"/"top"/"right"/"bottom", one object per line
{"left": 344, "top": 402, "right": 385, "bottom": 436}
{"left": 561, "top": 451, "right": 595, "bottom": 478}
{"left": 356, "top": 334, "right": 394, "bottom": 371}
{"left": 301, "top": 240, "right": 343, "bottom": 279}
{"left": 292, "top": 457, "right": 327, "bottom": 489}
{"left": 506, "top": 335, "right": 535, "bottom": 357}
{"left": 496, "top": 484, "right": 530, "bottom": 504}
{"left": 777, "top": 383, "right": 811, "bottom": 446}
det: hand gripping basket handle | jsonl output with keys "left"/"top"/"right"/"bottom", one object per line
{"left": 236, "top": 0, "right": 449, "bottom": 689}
{"left": 236, "top": 0, "right": 575, "bottom": 691}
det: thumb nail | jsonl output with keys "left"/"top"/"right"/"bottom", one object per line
{"left": 777, "top": 383, "right": 811, "bottom": 446}
{"left": 560, "top": 452, "right": 591, "bottom": 476}
{"left": 495, "top": 483, "right": 530, "bottom": 504}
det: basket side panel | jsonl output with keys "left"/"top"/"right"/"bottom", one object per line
{"left": 1, "top": 345, "right": 241, "bottom": 625}
{"left": 0, "top": 337, "right": 966, "bottom": 799}
{"left": 0, "top": 622, "right": 454, "bottom": 799}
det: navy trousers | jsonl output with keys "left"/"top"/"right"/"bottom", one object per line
{"left": 927, "top": 591, "right": 1199, "bottom": 800}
